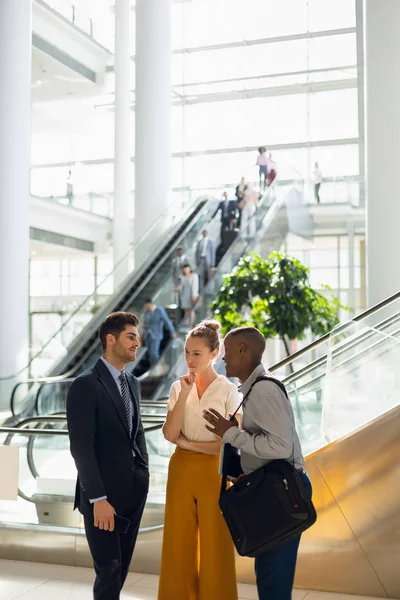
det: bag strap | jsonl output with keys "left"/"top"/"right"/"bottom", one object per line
{"left": 221, "top": 375, "right": 293, "bottom": 496}
{"left": 229, "top": 374, "right": 288, "bottom": 422}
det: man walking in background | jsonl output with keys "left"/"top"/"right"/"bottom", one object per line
{"left": 143, "top": 298, "right": 177, "bottom": 366}
{"left": 313, "top": 162, "right": 323, "bottom": 203}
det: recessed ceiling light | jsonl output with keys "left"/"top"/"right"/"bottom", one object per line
{"left": 31, "top": 250, "right": 37, "bottom": 256}
{"left": 36, "top": 80, "right": 43, "bottom": 86}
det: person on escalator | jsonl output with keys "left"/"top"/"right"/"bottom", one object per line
{"left": 195, "top": 229, "right": 216, "bottom": 291}
{"left": 235, "top": 176, "right": 248, "bottom": 229}
{"left": 267, "top": 153, "right": 277, "bottom": 186}
{"left": 256, "top": 146, "right": 268, "bottom": 191}
{"left": 212, "top": 191, "right": 238, "bottom": 240}
{"left": 158, "top": 320, "right": 241, "bottom": 600}
{"left": 177, "top": 263, "right": 199, "bottom": 329}
{"left": 142, "top": 299, "right": 177, "bottom": 366}
{"left": 66, "top": 311, "right": 149, "bottom": 600}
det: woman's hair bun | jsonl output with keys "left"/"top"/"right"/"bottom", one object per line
{"left": 202, "top": 320, "right": 221, "bottom": 333}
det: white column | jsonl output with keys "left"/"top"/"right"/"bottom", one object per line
{"left": 364, "top": 0, "right": 400, "bottom": 306}
{"left": 347, "top": 225, "right": 355, "bottom": 315}
{"left": 113, "top": 0, "right": 132, "bottom": 288}
{"left": 0, "top": 1, "right": 31, "bottom": 379}
{"left": 135, "top": 0, "right": 172, "bottom": 243}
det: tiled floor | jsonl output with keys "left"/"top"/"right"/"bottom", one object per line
{"left": 0, "top": 560, "right": 391, "bottom": 600}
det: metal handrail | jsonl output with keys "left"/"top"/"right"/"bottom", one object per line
{"left": 270, "top": 290, "right": 400, "bottom": 374}
{"left": 280, "top": 309, "right": 400, "bottom": 387}
{"left": 0, "top": 419, "right": 164, "bottom": 505}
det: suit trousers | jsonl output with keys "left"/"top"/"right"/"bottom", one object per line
{"left": 198, "top": 257, "right": 209, "bottom": 291}
{"left": 145, "top": 336, "right": 161, "bottom": 366}
{"left": 158, "top": 448, "right": 238, "bottom": 600}
{"left": 84, "top": 463, "right": 149, "bottom": 600}
{"left": 254, "top": 472, "right": 312, "bottom": 600}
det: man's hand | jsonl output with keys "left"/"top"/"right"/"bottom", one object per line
{"left": 93, "top": 499, "right": 116, "bottom": 532}
{"left": 171, "top": 333, "right": 177, "bottom": 339}
{"left": 203, "top": 408, "right": 238, "bottom": 438}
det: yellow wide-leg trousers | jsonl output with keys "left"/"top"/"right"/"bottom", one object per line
{"left": 158, "top": 447, "right": 238, "bottom": 600}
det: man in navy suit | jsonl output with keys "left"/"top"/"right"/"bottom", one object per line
{"left": 213, "top": 191, "right": 238, "bottom": 237}
{"left": 67, "top": 312, "right": 149, "bottom": 600}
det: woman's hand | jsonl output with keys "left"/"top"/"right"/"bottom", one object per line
{"left": 179, "top": 372, "right": 196, "bottom": 395}
{"left": 176, "top": 434, "right": 192, "bottom": 451}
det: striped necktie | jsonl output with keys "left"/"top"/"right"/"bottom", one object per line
{"left": 118, "top": 372, "right": 133, "bottom": 436}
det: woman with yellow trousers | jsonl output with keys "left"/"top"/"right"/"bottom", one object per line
{"left": 158, "top": 320, "right": 241, "bottom": 600}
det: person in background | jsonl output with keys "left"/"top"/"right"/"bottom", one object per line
{"left": 66, "top": 168, "right": 74, "bottom": 204}
{"left": 143, "top": 299, "right": 177, "bottom": 366}
{"left": 239, "top": 186, "right": 259, "bottom": 240}
{"left": 313, "top": 162, "right": 323, "bottom": 204}
{"left": 195, "top": 229, "right": 216, "bottom": 291}
{"left": 171, "top": 246, "right": 187, "bottom": 288}
{"left": 66, "top": 312, "right": 149, "bottom": 600}
{"left": 267, "top": 153, "right": 277, "bottom": 186}
{"left": 203, "top": 326, "right": 311, "bottom": 600}
{"left": 212, "top": 191, "right": 237, "bottom": 238}
{"left": 256, "top": 146, "right": 268, "bottom": 191}
{"left": 158, "top": 321, "right": 241, "bottom": 600}
{"left": 177, "top": 264, "right": 199, "bottom": 328}
{"left": 235, "top": 176, "right": 247, "bottom": 229}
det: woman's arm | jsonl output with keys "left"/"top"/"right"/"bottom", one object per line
{"left": 176, "top": 435, "right": 221, "bottom": 456}
{"left": 162, "top": 376, "right": 194, "bottom": 444}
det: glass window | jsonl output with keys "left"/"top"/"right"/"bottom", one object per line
{"left": 308, "top": 0, "right": 356, "bottom": 31}
{"left": 309, "top": 89, "right": 358, "bottom": 141}
{"left": 185, "top": 95, "right": 308, "bottom": 151}
{"left": 180, "top": 39, "right": 308, "bottom": 84}
{"left": 308, "top": 33, "right": 357, "bottom": 70}
{"left": 178, "top": 0, "right": 308, "bottom": 49}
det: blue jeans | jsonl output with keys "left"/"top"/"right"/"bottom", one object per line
{"left": 254, "top": 471, "right": 312, "bottom": 600}
{"left": 146, "top": 337, "right": 161, "bottom": 366}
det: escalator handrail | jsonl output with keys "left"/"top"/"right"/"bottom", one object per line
{"left": 270, "top": 290, "right": 400, "bottom": 375}
{"left": 280, "top": 309, "right": 400, "bottom": 387}
{"left": 286, "top": 317, "right": 400, "bottom": 399}
{"left": 2, "top": 195, "right": 212, "bottom": 384}
{"left": 9, "top": 196, "right": 220, "bottom": 417}
{"left": 0, "top": 420, "right": 164, "bottom": 505}
{"left": 50, "top": 196, "right": 215, "bottom": 377}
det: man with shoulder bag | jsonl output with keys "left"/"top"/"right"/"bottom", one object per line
{"left": 203, "top": 326, "right": 314, "bottom": 600}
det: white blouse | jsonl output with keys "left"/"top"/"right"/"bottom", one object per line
{"left": 167, "top": 375, "right": 242, "bottom": 442}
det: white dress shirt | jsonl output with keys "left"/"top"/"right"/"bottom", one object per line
{"left": 168, "top": 375, "right": 242, "bottom": 442}
{"left": 313, "top": 168, "right": 323, "bottom": 184}
{"left": 223, "top": 364, "right": 304, "bottom": 474}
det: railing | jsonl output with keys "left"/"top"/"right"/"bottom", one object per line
{"left": 0, "top": 416, "right": 168, "bottom": 533}
{"left": 31, "top": 192, "right": 113, "bottom": 219}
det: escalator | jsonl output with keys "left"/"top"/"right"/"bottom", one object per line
{"left": 4, "top": 196, "right": 222, "bottom": 420}
{"left": 1, "top": 292, "right": 400, "bottom": 594}
{"left": 9, "top": 174, "right": 298, "bottom": 419}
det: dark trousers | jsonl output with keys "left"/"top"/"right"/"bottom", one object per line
{"left": 84, "top": 464, "right": 149, "bottom": 600}
{"left": 254, "top": 472, "right": 312, "bottom": 600}
{"left": 259, "top": 165, "right": 267, "bottom": 190}
{"left": 314, "top": 183, "right": 321, "bottom": 203}
{"left": 198, "top": 256, "right": 209, "bottom": 291}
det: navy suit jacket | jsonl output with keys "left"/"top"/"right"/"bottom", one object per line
{"left": 66, "top": 358, "right": 148, "bottom": 515}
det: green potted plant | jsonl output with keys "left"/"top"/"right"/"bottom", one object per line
{"left": 211, "top": 251, "right": 344, "bottom": 359}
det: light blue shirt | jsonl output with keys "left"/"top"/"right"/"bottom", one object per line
{"left": 101, "top": 356, "right": 123, "bottom": 393}
{"left": 90, "top": 358, "right": 135, "bottom": 504}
